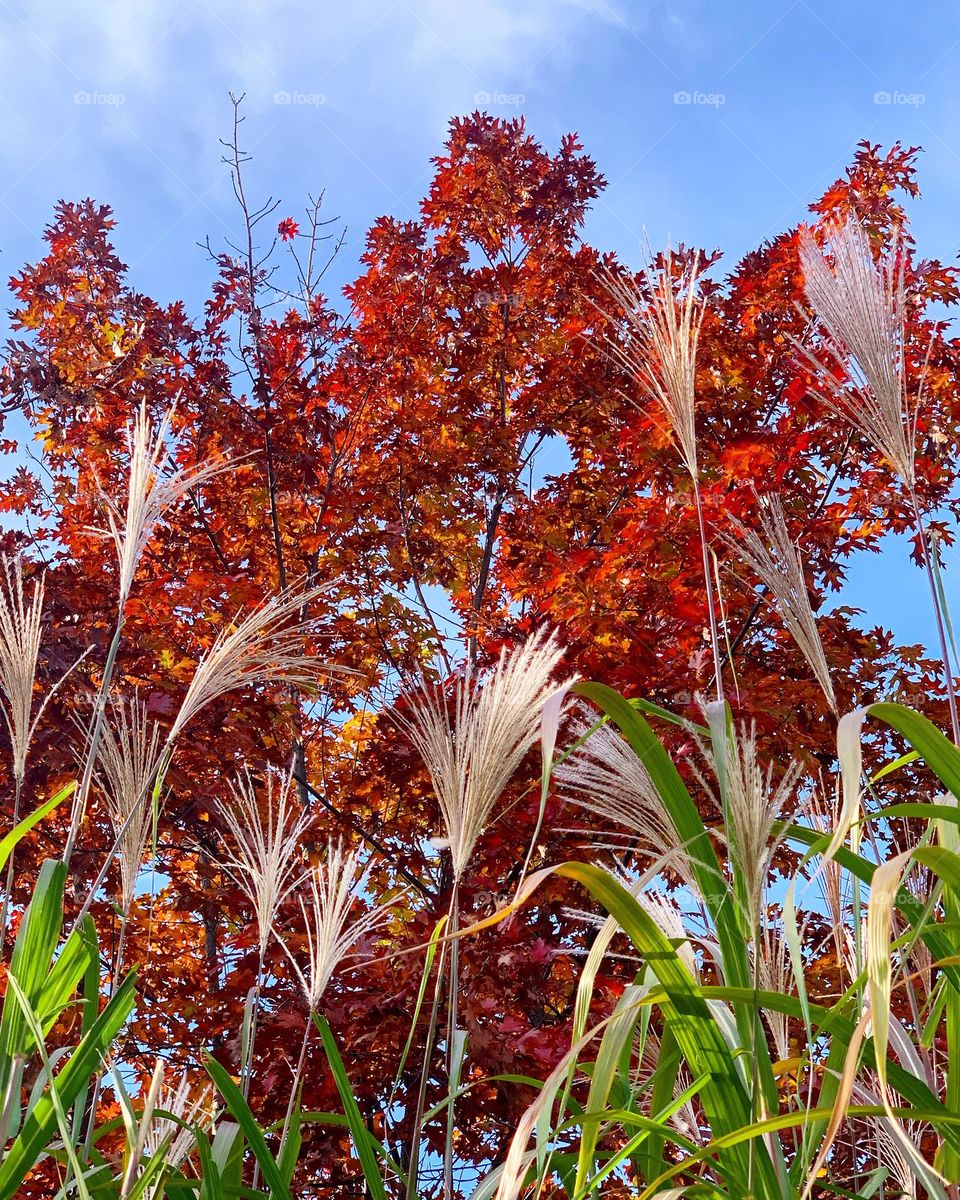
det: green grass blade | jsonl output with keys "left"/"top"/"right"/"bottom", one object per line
{"left": 0, "top": 783, "right": 74, "bottom": 876}
{"left": 5, "top": 975, "right": 92, "bottom": 1200}
{"left": 314, "top": 1014, "right": 389, "bottom": 1200}
{"left": 33, "top": 929, "right": 91, "bottom": 1042}
{"left": 0, "top": 970, "right": 136, "bottom": 1200}
{"left": 572, "top": 1074, "right": 709, "bottom": 1200}
{"left": 638, "top": 1106, "right": 959, "bottom": 1200}
{"left": 866, "top": 702, "right": 960, "bottom": 796}
{"left": 549, "top": 860, "right": 776, "bottom": 1197}
{"left": 571, "top": 684, "right": 747, "bottom": 986}
{"left": 574, "top": 981, "right": 646, "bottom": 1192}
{"left": 199, "top": 1120, "right": 243, "bottom": 1200}
{"left": 204, "top": 1055, "right": 292, "bottom": 1200}
{"left": 0, "top": 859, "right": 69, "bottom": 1122}
{"left": 277, "top": 1100, "right": 302, "bottom": 1189}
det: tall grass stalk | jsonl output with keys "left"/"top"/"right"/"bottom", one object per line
{"left": 799, "top": 218, "right": 960, "bottom": 742}
{"left": 723, "top": 493, "right": 837, "bottom": 713}
{"left": 602, "top": 249, "right": 724, "bottom": 702}
{"left": 64, "top": 402, "right": 227, "bottom": 866}
{"left": 217, "top": 768, "right": 313, "bottom": 1097}
{"left": 397, "top": 630, "right": 567, "bottom": 1200}
{"left": 66, "top": 583, "right": 331, "bottom": 941}
{"left": 81, "top": 699, "right": 167, "bottom": 1155}
{"left": 0, "top": 557, "right": 83, "bottom": 937}
{"left": 277, "top": 842, "right": 399, "bottom": 1160}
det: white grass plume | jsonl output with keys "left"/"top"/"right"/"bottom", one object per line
{"left": 798, "top": 219, "right": 916, "bottom": 487}
{"left": 142, "top": 1067, "right": 215, "bottom": 1195}
{"left": 632, "top": 1029, "right": 703, "bottom": 1146}
{"left": 168, "top": 584, "right": 331, "bottom": 745}
{"left": 95, "top": 696, "right": 163, "bottom": 911}
{"left": 217, "top": 768, "right": 313, "bottom": 962}
{"left": 396, "top": 628, "right": 567, "bottom": 881}
{"left": 555, "top": 711, "right": 695, "bottom": 884}
{"left": 718, "top": 722, "right": 800, "bottom": 934}
{"left": 602, "top": 247, "right": 727, "bottom": 701}
{"left": 62, "top": 584, "right": 337, "bottom": 941}
{"left": 866, "top": 1117, "right": 920, "bottom": 1200}
{"left": 0, "top": 556, "right": 46, "bottom": 788}
{"left": 93, "top": 401, "right": 228, "bottom": 607}
{"left": 603, "top": 246, "right": 705, "bottom": 480}
{"left": 850, "top": 1079, "right": 933, "bottom": 1200}
{"left": 723, "top": 494, "right": 836, "bottom": 712}
{"left": 563, "top": 877, "right": 698, "bottom": 976}
{"left": 281, "top": 841, "right": 398, "bottom": 1012}
{"left": 754, "top": 919, "right": 794, "bottom": 1062}
{"left": 805, "top": 778, "right": 855, "bottom": 978}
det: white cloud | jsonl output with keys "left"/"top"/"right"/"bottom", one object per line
{"left": 0, "top": 0, "right": 623, "bottom": 174}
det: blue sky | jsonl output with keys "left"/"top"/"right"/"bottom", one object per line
{"left": 0, "top": 0, "right": 957, "bottom": 652}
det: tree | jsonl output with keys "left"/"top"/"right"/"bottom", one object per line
{"left": 2, "top": 110, "right": 958, "bottom": 1194}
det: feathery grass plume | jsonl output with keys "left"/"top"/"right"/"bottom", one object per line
{"left": 849, "top": 1079, "right": 935, "bottom": 1200}
{"left": 95, "top": 696, "right": 163, "bottom": 913}
{"left": 217, "top": 768, "right": 313, "bottom": 962}
{"left": 396, "top": 628, "right": 567, "bottom": 881}
{"left": 0, "top": 555, "right": 85, "bottom": 935}
{"left": 723, "top": 494, "right": 837, "bottom": 712}
{"left": 754, "top": 919, "right": 793, "bottom": 1062}
{"left": 563, "top": 878, "right": 698, "bottom": 975}
{"left": 396, "top": 629, "right": 568, "bottom": 1200}
{"left": 602, "top": 246, "right": 705, "bottom": 480}
{"left": 798, "top": 218, "right": 916, "bottom": 487}
{"left": 631, "top": 1029, "right": 703, "bottom": 1146}
{"left": 282, "top": 840, "right": 398, "bottom": 1012}
{"left": 802, "top": 220, "right": 960, "bottom": 741}
{"left": 717, "top": 721, "right": 801, "bottom": 935}
{"left": 806, "top": 779, "right": 854, "bottom": 979}
{"left": 865, "top": 1117, "right": 920, "bottom": 1200}
{"left": 633, "top": 886, "right": 699, "bottom": 977}
{"left": 66, "top": 402, "right": 227, "bottom": 866}
{"left": 66, "top": 582, "right": 335, "bottom": 932}
{"left": 555, "top": 712, "right": 696, "bottom": 885}
{"left": 602, "top": 247, "right": 725, "bottom": 701}
{"left": 93, "top": 400, "right": 228, "bottom": 607}
{"left": 168, "top": 584, "right": 331, "bottom": 745}
{"left": 0, "top": 556, "right": 48, "bottom": 787}
{"left": 141, "top": 1069, "right": 215, "bottom": 1196}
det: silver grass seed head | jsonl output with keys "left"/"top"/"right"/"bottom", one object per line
{"left": 93, "top": 401, "right": 228, "bottom": 608}
{"left": 397, "top": 628, "right": 568, "bottom": 882}
{"left": 169, "top": 584, "right": 332, "bottom": 746}
{"left": 602, "top": 245, "right": 706, "bottom": 482}
{"left": 95, "top": 694, "right": 164, "bottom": 911}
{"left": 217, "top": 767, "right": 314, "bottom": 962}
{"left": 715, "top": 720, "right": 801, "bottom": 935}
{"left": 143, "top": 1067, "right": 216, "bottom": 1173}
{"left": 0, "top": 555, "right": 45, "bottom": 787}
{"left": 723, "top": 494, "right": 836, "bottom": 713}
{"left": 798, "top": 219, "right": 917, "bottom": 488}
{"left": 281, "top": 839, "right": 399, "bottom": 1013}
{"left": 555, "top": 711, "right": 695, "bottom": 886}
